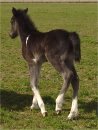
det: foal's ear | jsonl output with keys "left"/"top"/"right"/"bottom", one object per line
{"left": 24, "top": 8, "right": 28, "bottom": 14}
{"left": 12, "top": 7, "right": 17, "bottom": 16}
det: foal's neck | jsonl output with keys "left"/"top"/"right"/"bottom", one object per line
{"left": 18, "top": 28, "right": 30, "bottom": 44}
{"left": 17, "top": 17, "right": 38, "bottom": 44}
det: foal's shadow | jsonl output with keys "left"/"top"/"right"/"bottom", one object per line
{"left": 1, "top": 89, "right": 97, "bottom": 115}
{"left": 0, "top": 89, "right": 55, "bottom": 111}
{"left": 79, "top": 99, "right": 97, "bottom": 114}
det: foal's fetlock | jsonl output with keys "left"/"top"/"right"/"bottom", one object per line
{"left": 55, "top": 103, "right": 62, "bottom": 115}
{"left": 56, "top": 110, "right": 61, "bottom": 115}
{"left": 55, "top": 106, "right": 62, "bottom": 115}
{"left": 30, "top": 103, "right": 39, "bottom": 110}
{"left": 39, "top": 103, "right": 47, "bottom": 117}
{"left": 67, "top": 111, "right": 79, "bottom": 120}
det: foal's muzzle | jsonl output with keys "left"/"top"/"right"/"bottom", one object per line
{"left": 9, "top": 32, "right": 17, "bottom": 39}
{"left": 9, "top": 33, "right": 15, "bottom": 39}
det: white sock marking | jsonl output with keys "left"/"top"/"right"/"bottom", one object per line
{"left": 32, "top": 87, "right": 46, "bottom": 114}
{"left": 56, "top": 93, "right": 64, "bottom": 111}
{"left": 71, "top": 97, "right": 78, "bottom": 112}
{"left": 68, "top": 97, "right": 78, "bottom": 119}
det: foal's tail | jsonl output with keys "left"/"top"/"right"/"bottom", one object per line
{"left": 69, "top": 32, "right": 81, "bottom": 62}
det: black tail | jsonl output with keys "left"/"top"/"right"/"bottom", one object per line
{"left": 69, "top": 32, "right": 81, "bottom": 62}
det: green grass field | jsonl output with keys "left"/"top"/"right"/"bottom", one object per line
{"left": 1, "top": 3, "right": 97, "bottom": 130}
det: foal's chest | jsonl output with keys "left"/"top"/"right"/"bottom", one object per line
{"left": 22, "top": 43, "right": 34, "bottom": 63}
{"left": 22, "top": 43, "right": 46, "bottom": 65}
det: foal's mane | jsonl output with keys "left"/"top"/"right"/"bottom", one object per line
{"left": 17, "top": 9, "right": 37, "bottom": 33}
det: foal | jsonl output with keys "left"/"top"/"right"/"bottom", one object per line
{"left": 9, "top": 8, "right": 81, "bottom": 119}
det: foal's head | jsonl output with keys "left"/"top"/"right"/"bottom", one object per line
{"left": 9, "top": 7, "right": 28, "bottom": 39}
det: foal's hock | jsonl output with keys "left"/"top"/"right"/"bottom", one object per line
{"left": 10, "top": 7, "right": 81, "bottom": 120}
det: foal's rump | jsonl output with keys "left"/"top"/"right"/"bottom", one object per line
{"left": 44, "top": 29, "right": 81, "bottom": 63}
{"left": 44, "top": 29, "right": 80, "bottom": 72}
{"left": 69, "top": 32, "right": 81, "bottom": 62}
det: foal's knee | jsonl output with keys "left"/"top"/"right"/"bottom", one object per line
{"left": 63, "top": 70, "right": 73, "bottom": 81}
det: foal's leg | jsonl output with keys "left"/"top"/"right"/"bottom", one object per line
{"left": 29, "top": 63, "right": 47, "bottom": 117}
{"left": 68, "top": 67, "right": 79, "bottom": 119}
{"left": 55, "top": 68, "right": 72, "bottom": 114}
{"left": 45, "top": 55, "right": 72, "bottom": 115}
{"left": 30, "top": 95, "right": 39, "bottom": 109}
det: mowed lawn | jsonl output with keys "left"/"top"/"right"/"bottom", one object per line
{"left": 1, "top": 3, "right": 97, "bottom": 130}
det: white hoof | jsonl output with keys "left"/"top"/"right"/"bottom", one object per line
{"left": 42, "top": 111, "right": 48, "bottom": 117}
{"left": 67, "top": 112, "right": 79, "bottom": 120}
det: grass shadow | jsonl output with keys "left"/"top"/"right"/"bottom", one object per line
{"left": 1, "top": 89, "right": 55, "bottom": 111}
{"left": 79, "top": 99, "right": 97, "bottom": 114}
{"left": 1, "top": 89, "right": 97, "bottom": 117}
{"left": 43, "top": 96, "right": 55, "bottom": 110}
{"left": 1, "top": 89, "right": 32, "bottom": 111}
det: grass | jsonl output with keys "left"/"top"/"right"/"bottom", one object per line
{"left": 0, "top": 3, "right": 97, "bottom": 130}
